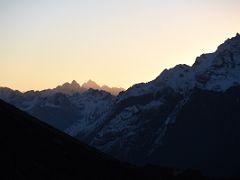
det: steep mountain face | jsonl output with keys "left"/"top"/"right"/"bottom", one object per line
{"left": 82, "top": 33, "right": 240, "bottom": 177}
{"left": 2, "top": 99, "right": 202, "bottom": 180}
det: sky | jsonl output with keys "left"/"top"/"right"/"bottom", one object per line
{"left": 0, "top": 0, "right": 240, "bottom": 91}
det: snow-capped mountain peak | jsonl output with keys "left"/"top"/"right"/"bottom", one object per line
{"left": 160, "top": 33, "right": 240, "bottom": 92}
{"left": 118, "top": 33, "right": 240, "bottom": 102}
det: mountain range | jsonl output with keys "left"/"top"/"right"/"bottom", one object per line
{"left": 54, "top": 80, "right": 125, "bottom": 96}
{"left": 1, "top": 33, "right": 240, "bottom": 177}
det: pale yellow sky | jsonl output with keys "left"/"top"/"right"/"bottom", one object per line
{"left": 0, "top": 0, "right": 240, "bottom": 91}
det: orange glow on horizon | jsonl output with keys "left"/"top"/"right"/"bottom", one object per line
{"left": 0, "top": 1, "right": 240, "bottom": 91}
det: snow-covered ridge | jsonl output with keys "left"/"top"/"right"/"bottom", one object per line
{"left": 118, "top": 33, "right": 240, "bottom": 102}
{"left": 160, "top": 33, "right": 240, "bottom": 92}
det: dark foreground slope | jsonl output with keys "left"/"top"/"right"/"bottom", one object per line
{"left": 0, "top": 99, "right": 206, "bottom": 180}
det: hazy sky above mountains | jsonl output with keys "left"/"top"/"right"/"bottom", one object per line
{"left": 0, "top": 0, "right": 239, "bottom": 91}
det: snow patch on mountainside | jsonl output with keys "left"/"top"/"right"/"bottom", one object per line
{"left": 64, "top": 90, "right": 114, "bottom": 137}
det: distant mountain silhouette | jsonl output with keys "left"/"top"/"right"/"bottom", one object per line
{"left": 82, "top": 80, "right": 101, "bottom": 90}
{"left": 0, "top": 99, "right": 205, "bottom": 180}
{"left": 55, "top": 80, "right": 124, "bottom": 96}
{"left": 54, "top": 80, "right": 85, "bottom": 94}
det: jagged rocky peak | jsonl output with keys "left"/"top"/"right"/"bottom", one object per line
{"left": 63, "top": 80, "right": 81, "bottom": 89}
{"left": 190, "top": 34, "right": 240, "bottom": 90}
{"left": 71, "top": 80, "right": 80, "bottom": 87}
{"left": 214, "top": 34, "right": 240, "bottom": 67}
{"left": 58, "top": 80, "right": 78, "bottom": 88}
{"left": 217, "top": 32, "right": 240, "bottom": 52}
{"left": 82, "top": 80, "right": 101, "bottom": 90}
{"left": 195, "top": 33, "right": 240, "bottom": 69}
{"left": 161, "top": 33, "right": 240, "bottom": 91}
{"left": 54, "top": 80, "right": 82, "bottom": 94}
{"left": 54, "top": 80, "right": 124, "bottom": 96}
{"left": 193, "top": 34, "right": 240, "bottom": 66}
